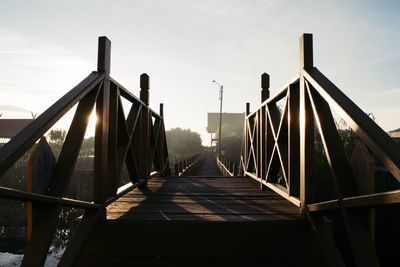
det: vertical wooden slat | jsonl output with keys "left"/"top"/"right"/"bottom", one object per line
{"left": 242, "top": 103, "right": 249, "bottom": 174}
{"left": 260, "top": 105, "right": 267, "bottom": 182}
{"left": 151, "top": 117, "right": 162, "bottom": 171}
{"left": 159, "top": 104, "right": 165, "bottom": 172}
{"left": 256, "top": 111, "right": 260, "bottom": 177}
{"left": 108, "top": 82, "right": 118, "bottom": 197}
{"left": 161, "top": 122, "right": 170, "bottom": 176}
{"left": 288, "top": 82, "right": 300, "bottom": 197}
{"left": 26, "top": 155, "right": 33, "bottom": 240}
{"left": 175, "top": 163, "right": 179, "bottom": 176}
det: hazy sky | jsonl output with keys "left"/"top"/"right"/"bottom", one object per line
{"left": 1, "top": 0, "right": 399, "bottom": 144}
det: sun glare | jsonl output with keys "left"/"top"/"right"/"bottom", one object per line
{"left": 86, "top": 109, "right": 97, "bottom": 138}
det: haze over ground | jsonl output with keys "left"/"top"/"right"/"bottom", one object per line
{"left": 0, "top": 0, "right": 399, "bottom": 145}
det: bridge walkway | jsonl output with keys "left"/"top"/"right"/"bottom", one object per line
{"left": 191, "top": 152, "right": 222, "bottom": 176}
{"left": 77, "top": 155, "right": 326, "bottom": 266}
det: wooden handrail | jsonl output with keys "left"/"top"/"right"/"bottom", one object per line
{"left": 240, "top": 33, "right": 400, "bottom": 266}
{"left": 0, "top": 36, "right": 170, "bottom": 267}
{"left": 0, "top": 186, "right": 100, "bottom": 209}
{"left": 303, "top": 68, "right": 400, "bottom": 181}
{"left": 216, "top": 156, "right": 238, "bottom": 177}
{"left": 308, "top": 189, "right": 400, "bottom": 212}
{"left": 0, "top": 72, "right": 104, "bottom": 177}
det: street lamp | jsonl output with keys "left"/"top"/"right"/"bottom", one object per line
{"left": 212, "top": 80, "right": 223, "bottom": 157}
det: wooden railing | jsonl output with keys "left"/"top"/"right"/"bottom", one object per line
{"left": 240, "top": 33, "right": 400, "bottom": 266}
{"left": 174, "top": 154, "right": 201, "bottom": 176}
{"left": 216, "top": 156, "right": 238, "bottom": 176}
{"left": 0, "top": 36, "right": 169, "bottom": 267}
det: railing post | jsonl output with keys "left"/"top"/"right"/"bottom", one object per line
{"left": 140, "top": 73, "right": 149, "bottom": 105}
{"left": 139, "top": 73, "right": 150, "bottom": 183}
{"left": 158, "top": 102, "right": 171, "bottom": 176}
{"left": 158, "top": 103, "right": 165, "bottom": 173}
{"left": 299, "top": 33, "right": 315, "bottom": 215}
{"left": 242, "top": 102, "right": 250, "bottom": 176}
{"left": 94, "top": 36, "right": 113, "bottom": 205}
{"left": 261, "top": 73, "right": 270, "bottom": 102}
{"left": 260, "top": 73, "right": 269, "bottom": 183}
{"left": 174, "top": 163, "right": 179, "bottom": 176}
{"left": 179, "top": 160, "right": 183, "bottom": 173}
{"left": 300, "top": 34, "right": 313, "bottom": 70}
{"left": 159, "top": 103, "right": 164, "bottom": 118}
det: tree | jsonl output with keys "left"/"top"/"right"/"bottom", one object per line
{"left": 166, "top": 128, "right": 203, "bottom": 163}
{"left": 80, "top": 137, "right": 95, "bottom": 157}
{"left": 48, "top": 129, "right": 66, "bottom": 145}
{"left": 218, "top": 123, "right": 243, "bottom": 163}
{"left": 48, "top": 129, "right": 66, "bottom": 157}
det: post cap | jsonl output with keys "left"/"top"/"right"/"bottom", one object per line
{"left": 140, "top": 73, "right": 149, "bottom": 89}
{"left": 299, "top": 33, "right": 313, "bottom": 70}
{"left": 97, "top": 36, "right": 111, "bottom": 74}
{"left": 261, "top": 73, "right": 270, "bottom": 89}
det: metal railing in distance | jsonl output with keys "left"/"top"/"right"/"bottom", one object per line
{"left": 174, "top": 154, "right": 201, "bottom": 176}
{"left": 0, "top": 36, "right": 170, "bottom": 267}
{"left": 240, "top": 33, "right": 400, "bottom": 267}
{"left": 216, "top": 156, "right": 238, "bottom": 176}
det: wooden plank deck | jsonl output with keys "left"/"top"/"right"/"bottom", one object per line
{"left": 78, "top": 154, "right": 326, "bottom": 265}
{"left": 107, "top": 176, "right": 301, "bottom": 221}
{"left": 79, "top": 177, "right": 326, "bottom": 266}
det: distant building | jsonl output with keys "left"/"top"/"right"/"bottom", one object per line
{"left": 207, "top": 113, "right": 245, "bottom": 133}
{"left": 207, "top": 112, "right": 245, "bottom": 147}
{"left": 0, "top": 119, "right": 33, "bottom": 143}
{"left": 388, "top": 128, "right": 400, "bottom": 144}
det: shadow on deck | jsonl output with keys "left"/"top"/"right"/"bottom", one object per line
{"left": 77, "top": 156, "right": 326, "bottom": 266}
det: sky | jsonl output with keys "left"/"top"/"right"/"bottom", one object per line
{"left": 0, "top": 0, "right": 399, "bottom": 145}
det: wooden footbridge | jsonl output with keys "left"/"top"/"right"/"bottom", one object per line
{"left": 1, "top": 34, "right": 400, "bottom": 266}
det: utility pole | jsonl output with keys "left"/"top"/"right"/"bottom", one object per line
{"left": 212, "top": 80, "right": 223, "bottom": 157}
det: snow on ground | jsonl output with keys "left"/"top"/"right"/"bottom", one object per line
{"left": 0, "top": 248, "right": 64, "bottom": 267}
{"left": 0, "top": 252, "right": 22, "bottom": 267}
